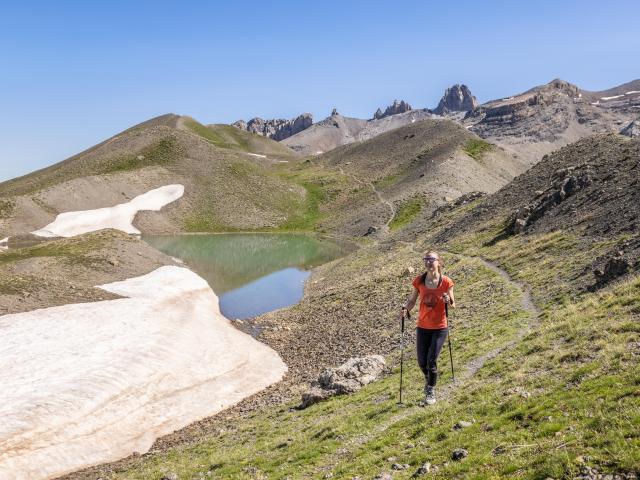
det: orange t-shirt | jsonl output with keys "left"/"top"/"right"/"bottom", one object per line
{"left": 412, "top": 274, "right": 454, "bottom": 329}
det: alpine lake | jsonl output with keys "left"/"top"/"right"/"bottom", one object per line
{"left": 142, "top": 233, "right": 346, "bottom": 320}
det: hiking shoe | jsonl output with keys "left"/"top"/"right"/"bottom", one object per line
{"left": 425, "top": 386, "right": 436, "bottom": 405}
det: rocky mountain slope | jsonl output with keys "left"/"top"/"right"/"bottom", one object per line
{"left": 281, "top": 109, "right": 434, "bottom": 155}
{"left": 418, "top": 133, "right": 640, "bottom": 293}
{"left": 465, "top": 79, "right": 638, "bottom": 164}
{"left": 0, "top": 114, "right": 305, "bottom": 238}
{"left": 279, "top": 84, "right": 478, "bottom": 156}
{"left": 311, "top": 118, "right": 529, "bottom": 236}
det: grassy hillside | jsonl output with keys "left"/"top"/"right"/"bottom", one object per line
{"left": 104, "top": 214, "right": 639, "bottom": 480}
{"left": 0, "top": 116, "right": 321, "bottom": 236}
{"left": 94, "top": 135, "right": 640, "bottom": 479}
{"left": 308, "top": 119, "right": 529, "bottom": 236}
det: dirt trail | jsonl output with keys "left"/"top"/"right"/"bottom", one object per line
{"left": 336, "top": 166, "right": 396, "bottom": 233}
{"left": 325, "top": 241, "right": 542, "bottom": 462}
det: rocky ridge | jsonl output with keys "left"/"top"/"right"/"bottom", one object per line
{"left": 464, "top": 78, "right": 637, "bottom": 164}
{"left": 373, "top": 100, "right": 413, "bottom": 119}
{"left": 232, "top": 113, "right": 313, "bottom": 141}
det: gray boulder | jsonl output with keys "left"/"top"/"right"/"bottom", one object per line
{"left": 620, "top": 119, "right": 640, "bottom": 138}
{"left": 318, "top": 355, "right": 386, "bottom": 394}
{"left": 299, "top": 355, "right": 386, "bottom": 408}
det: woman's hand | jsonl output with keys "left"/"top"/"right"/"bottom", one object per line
{"left": 443, "top": 293, "right": 454, "bottom": 306}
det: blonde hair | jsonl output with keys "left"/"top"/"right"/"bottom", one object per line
{"left": 423, "top": 250, "right": 444, "bottom": 276}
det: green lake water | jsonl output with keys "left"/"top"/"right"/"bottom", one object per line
{"left": 143, "top": 233, "right": 344, "bottom": 319}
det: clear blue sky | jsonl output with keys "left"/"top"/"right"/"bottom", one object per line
{"left": 1, "top": 0, "right": 638, "bottom": 181}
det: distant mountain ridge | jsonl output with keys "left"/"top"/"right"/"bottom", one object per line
{"left": 231, "top": 113, "right": 313, "bottom": 141}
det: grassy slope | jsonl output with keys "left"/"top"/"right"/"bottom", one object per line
{"left": 183, "top": 119, "right": 298, "bottom": 160}
{"left": 0, "top": 114, "right": 186, "bottom": 197}
{"left": 0, "top": 116, "right": 336, "bottom": 234}
{"left": 112, "top": 140, "right": 639, "bottom": 478}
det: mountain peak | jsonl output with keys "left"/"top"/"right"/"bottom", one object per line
{"left": 538, "top": 78, "right": 580, "bottom": 96}
{"left": 373, "top": 99, "right": 412, "bottom": 120}
{"left": 434, "top": 84, "right": 477, "bottom": 115}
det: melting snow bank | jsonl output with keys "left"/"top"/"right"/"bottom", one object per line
{"left": 31, "top": 184, "right": 184, "bottom": 238}
{"left": 0, "top": 266, "right": 287, "bottom": 480}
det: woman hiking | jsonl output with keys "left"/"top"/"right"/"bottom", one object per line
{"left": 401, "top": 251, "right": 455, "bottom": 405}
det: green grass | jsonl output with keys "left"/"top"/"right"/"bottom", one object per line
{"left": 0, "top": 233, "right": 111, "bottom": 268}
{"left": 183, "top": 214, "right": 241, "bottom": 233}
{"left": 267, "top": 163, "right": 353, "bottom": 233}
{"left": 389, "top": 197, "right": 423, "bottom": 231}
{"left": 0, "top": 275, "right": 32, "bottom": 294}
{"left": 183, "top": 119, "right": 248, "bottom": 151}
{"left": 463, "top": 138, "right": 492, "bottom": 160}
{"left": 374, "top": 173, "right": 401, "bottom": 190}
{"left": 180, "top": 161, "right": 331, "bottom": 233}
{"left": 97, "top": 137, "right": 179, "bottom": 174}
{"left": 272, "top": 179, "right": 326, "bottom": 232}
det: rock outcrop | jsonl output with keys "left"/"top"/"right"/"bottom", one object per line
{"left": 232, "top": 113, "right": 313, "bottom": 141}
{"left": 434, "top": 84, "right": 477, "bottom": 115}
{"left": 299, "top": 355, "right": 386, "bottom": 409}
{"left": 373, "top": 100, "right": 412, "bottom": 119}
{"left": 510, "top": 166, "right": 593, "bottom": 233}
{"left": 620, "top": 119, "right": 640, "bottom": 138}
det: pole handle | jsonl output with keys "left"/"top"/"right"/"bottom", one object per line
{"left": 400, "top": 308, "right": 410, "bottom": 332}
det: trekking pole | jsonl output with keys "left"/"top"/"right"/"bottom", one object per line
{"left": 445, "top": 303, "right": 455, "bottom": 383}
{"left": 398, "top": 308, "right": 409, "bottom": 405}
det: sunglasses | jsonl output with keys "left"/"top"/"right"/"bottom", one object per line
{"left": 423, "top": 256, "right": 438, "bottom": 262}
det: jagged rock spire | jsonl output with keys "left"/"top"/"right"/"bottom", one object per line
{"left": 434, "top": 84, "right": 477, "bottom": 115}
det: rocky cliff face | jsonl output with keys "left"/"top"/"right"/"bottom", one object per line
{"left": 373, "top": 100, "right": 412, "bottom": 119}
{"left": 434, "top": 84, "right": 478, "bottom": 115}
{"left": 232, "top": 113, "right": 313, "bottom": 141}
{"left": 465, "top": 79, "right": 633, "bottom": 156}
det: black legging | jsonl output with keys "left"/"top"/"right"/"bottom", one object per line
{"left": 416, "top": 327, "right": 449, "bottom": 387}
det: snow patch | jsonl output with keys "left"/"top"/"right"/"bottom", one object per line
{"left": 246, "top": 153, "right": 267, "bottom": 158}
{"left": 31, "top": 184, "right": 184, "bottom": 238}
{"left": 625, "top": 90, "right": 640, "bottom": 95}
{"left": 600, "top": 94, "right": 624, "bottom": 101}
{"left": 0, "top": 265, "right": 287, "bottom": 479}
